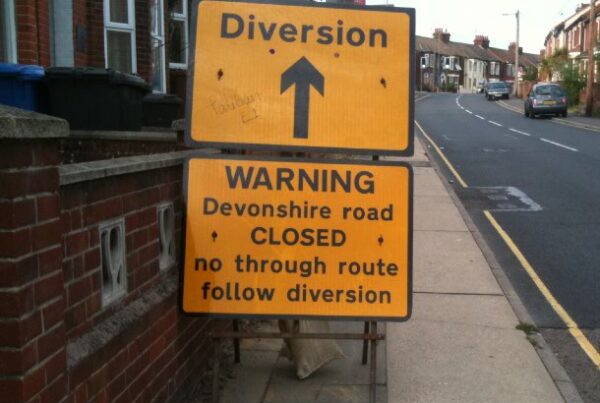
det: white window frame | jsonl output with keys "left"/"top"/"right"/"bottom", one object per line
{"left": 169, "top": 0, "right": 188, "bottom": 69}
{"left": 103, "top": 0, "right": 137, "bottom": 74}
{"left": 150, "top": 0, "right": 167, "bottom": 92}
{"left": 1, "top": 0, "right": 18, "bottom": 63}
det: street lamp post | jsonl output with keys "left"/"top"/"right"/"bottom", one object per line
{"left": 503, "top": 10, "right": 520, "bottom": 97}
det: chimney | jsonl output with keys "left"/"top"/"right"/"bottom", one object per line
{"left": 433, "top": 28, "right": 451, "bottom": 43}
{"left": 509, "top": 42, "right": 523, "bottom": 55}
{"left": 473, "top": 35, "right": 490, "bottom": 49}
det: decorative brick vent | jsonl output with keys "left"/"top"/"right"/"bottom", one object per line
{"left": 158, "top": 202, "right": 176, "bottom": 270}
{"left": 99, "top": 218, "right": 127, "bottom": 305}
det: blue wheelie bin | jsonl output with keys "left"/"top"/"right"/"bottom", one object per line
{"left": 0, "top": 64, "right": 45, "bottom": 111}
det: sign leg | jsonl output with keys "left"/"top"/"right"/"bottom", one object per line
{"left": 212, "top": 341, "right": 222, "bottom": 403}
{"left": 369, "top": 321, "right": 378, "bottom": 403}
{"left": 362, "top": 321, "right": 370, "bottom": 365}
{"left": 233, "top": 320, "right": 241, "bottom": 363}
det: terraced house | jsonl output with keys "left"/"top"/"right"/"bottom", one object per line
{"left": 416, "top": 29, "right": 540, "bottom": 93}
{"left": 544, "top": 1, "right": 600, "bottom": 81}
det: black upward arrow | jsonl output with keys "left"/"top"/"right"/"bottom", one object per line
{"left": 280, "top": 57, "right": 324, "bottom": 139}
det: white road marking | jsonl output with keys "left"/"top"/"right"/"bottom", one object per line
{"left": 540, "top": 138, "right": 578, "bottom": 152}
{"left": 465, "top": 110, "right": 473, "bottom": 114}
{"left": 488, "top": 120, "right": 503, "bottom": 127}
{"left": 509, "top": 128, "right": 531, "bottom": 137}
{"left": 475, "top": 114, "right": 485, "bottom": 120}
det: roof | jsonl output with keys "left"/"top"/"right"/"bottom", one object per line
{"left": 416, "top": 36, "right": 541, "bottom": 67}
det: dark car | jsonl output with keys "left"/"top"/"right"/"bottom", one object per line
{"left": 524, "top": 84, "right": 567, "bottom": 118}
{"left": 485, "top": 82, "right": 510, "bottom": 100}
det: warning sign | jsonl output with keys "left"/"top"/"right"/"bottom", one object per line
{"left": 186, "top": 0, "right": 415, "bottom": 155}
{"left": 182, "top": 156, "right": 412, "bottom": 321}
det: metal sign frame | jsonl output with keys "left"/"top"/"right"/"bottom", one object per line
{"left": 185, "top": 0, "right": 416, "bottom": 156}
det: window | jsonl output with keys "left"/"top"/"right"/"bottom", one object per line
{"left": 0, "top": 0, "right": 17, "bottom": 63}
{"left": 100, "top": 219, "right": 127, "bottom": 306}
{"left": 169, "top": 0, "right": 188, "bottom": 68}
{"left": 150, "top": 0, "right": 166, "bottom": 92}
{"left": 104, "top": 0, "right": 136, "bottom": 74}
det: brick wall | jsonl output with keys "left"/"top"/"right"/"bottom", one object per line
{"left": 0, "top": 135, "right": 67, "bottom": 403}
{"left": 15, "top": 0, "right": 52, "bottom": 65}
{"left": 0, "top": 107, "right": 226, "bottom": 403}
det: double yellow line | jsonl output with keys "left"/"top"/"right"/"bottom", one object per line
{"left": 415, "top": 119, "right": 600, "bottom": 369}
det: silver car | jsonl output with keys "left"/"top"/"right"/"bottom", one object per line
{"left": 485, "top": 82, "right": 510, "bottom": 100}
{"left": 524, "top": 84, "right": 567, "bottom": 118}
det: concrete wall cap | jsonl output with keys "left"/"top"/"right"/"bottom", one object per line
{"left": 59, "top": 149, "right": 220, "bottom": 185}
{"left": 0, "top": 105, "right": 70, "bottom": 139}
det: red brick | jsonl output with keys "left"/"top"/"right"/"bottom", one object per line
{"left": 31, "top": 219, "right": 61, "bottom": 252}
{"left": 34, "top": 272, "right": 63, "bottom": 305}
{"left": 61, "top": 211, "right": 71, "bottom": 233}
{"left": 123, "top": 188, "right": 160, "bottom": 213}
{"left": 0, "top": 285, "right": 34, "bottom": 317}
{"left": 36, "top": 194, "right": 60, "bottom": 222}
{"left": 0, "top": 227, "right": 31, "bottom": 258}
{"left": 72, "top": 383, "right": 87, "bottom": 403}
{"left": 0, "top": 141, "right": 33, "bottom": 169}
{"left": 42, "top": 298, "right": 64, "bottom": 330}
{"left": 83, "top": 198, "right": 123, "bottom": 226}
{"left": 37, "top": 246, "right": 62, "bottom": 276}
{"left": 0, "top": 311, "right": 42, "bottom": 347}
{"left": 71, "top": 255, "right": 85, "bottom": 279}
{"left": 137, "top": 242, "right": 159, "bottom": 267}
{"left": 87, "top": 366, "right": 108, "bottom": 397}
{"left": 32, "top": 144, "right": 60, "bottom": 166}
{"left": 43, "top": 349, "right": 66, "bottom": 384}
{"left": 106, "top": 373, "right": 126, "bottom": 401}
{"left": 65, "top": 302, "right": 86, "bottom": 331}
{"left": 0, "top": 168, "right": 59, "bottom": 198}
{"left": 89, "top": 227, "right": 99, "bottom": 246}
{"left": 85, "top": 292, "right": 101, "bottom": 318}
{"left": 70, "top": 209, "right": 83, "bottom": 231}
{"left": 0, "top": 342, "right": 37, "bottom": 376}
{"left": 65, "top": 230, "right": 88, "bottom": 258}
{"left": 0, "top": 199, "right": 36, "bottom": 229}
{"left": 125, "top": 208, "right": 156, "bottom": 231}
{"left": 37, "top": 324, "right": 65, "bottom": 361}
{"left": 21, "top": 365, "right": 46, "bottom": 401}
{"left": 40, "top": 375, "right": 66, "bottom": 403}
{"left": 84, "top": 249, "right": 100, "bottom": 273}
{"left": 67, "top": 276, "right": 91, "bottom": 306}
{"left": 0, "top": 255, "right": 38, "bottom": 287}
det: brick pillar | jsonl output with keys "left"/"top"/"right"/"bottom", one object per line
{"left": 0, "top": 106, "right": 69, "bottom": 403}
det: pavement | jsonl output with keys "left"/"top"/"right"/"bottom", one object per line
{"left": 211, "top": 135, "right": 577, "bottom": 403}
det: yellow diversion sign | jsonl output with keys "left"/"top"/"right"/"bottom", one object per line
{"left": 186, "top": 0, "right": 415, "bottom": 155}
{"left": 182, "top": 156, "right": 412, "bottom": 320}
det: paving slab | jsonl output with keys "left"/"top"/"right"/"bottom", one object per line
{"left": 414, "top": 195, "right": 467, "bottom": 232}
{"left": 387, "top": 293, "right": 564, "bottom": 403}
{"left": 413, "top": 230, "right": 502, "bottom": 295}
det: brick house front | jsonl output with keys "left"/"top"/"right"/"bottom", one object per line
{"left": 0, "top": 0, "right": 190, "bottom": 99}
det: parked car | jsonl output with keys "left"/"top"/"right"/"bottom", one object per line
{"left": 485, "top": 82, "right": 510, "bottom": 100}
{"left": 524, "top": 83, "right": 567, "bottom": 118}
{"left": 477, "top": 79, "right": 487, "bottom": 93}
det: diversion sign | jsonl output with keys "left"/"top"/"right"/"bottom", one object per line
{"left": 182, "top": 156, "right": 412, "bottom": 321}
{"left": 186, "top": 0, "right": 415, "bottom": 155}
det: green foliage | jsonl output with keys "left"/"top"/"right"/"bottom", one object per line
{"left": 441, "top": 82, "right": 457, "bottom": 93}
{"left": 523, "top": 66, "right": 538, "bottom": 81}
{"left": 560, "top": 64, "right": 585, "bottom": 106}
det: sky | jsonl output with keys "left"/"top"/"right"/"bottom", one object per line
{"left": 366, "top": 0, "right": 586, "bottom": 54}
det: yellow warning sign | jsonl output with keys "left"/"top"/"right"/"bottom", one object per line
{"left": 182, "top": 156, "right": 412, "bottom": 320}
{"left": 186, "top": 0, "right": 415, "bottom": 155}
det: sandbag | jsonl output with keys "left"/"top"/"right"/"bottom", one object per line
{"left": 278, "top": 320, "right": 345, "bottom": 379}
